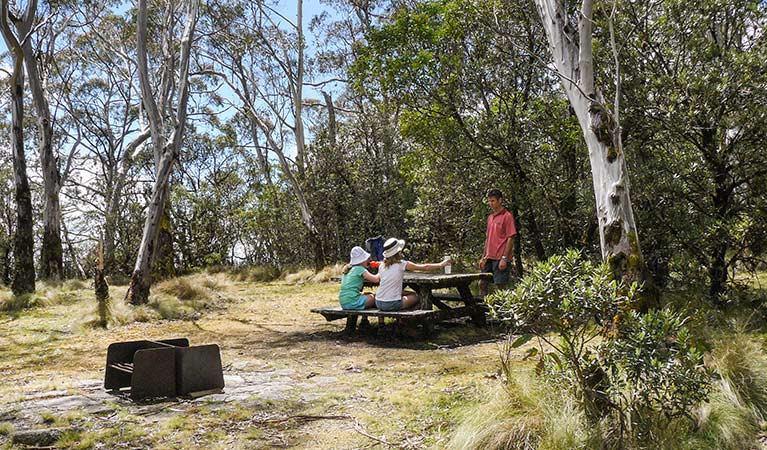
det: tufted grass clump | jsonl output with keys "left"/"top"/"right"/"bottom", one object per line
{"left": 138, "top": 274, "right": 230, "bottom": 320}
{"left": 449, "top": 332, "right": 767, "bottom": 450}
{"left": 154, "top": 276, "right": 214, "bottom": 302}
{"left": 0, "top": 292, "right": 51, "bottom": 311}
{"left": 448, "top": 371, "right": 597, "bottom": 450}
{"left": 213, "top": 265, "right": 281, "bottom": 282}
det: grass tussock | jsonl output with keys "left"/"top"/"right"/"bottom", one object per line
{"left": 450, "top": 330, "right": 767, "bottom": 450}
{"left": 708, "top": 331, "right": 767, "bottom": 419}
{"left": 0, "top": 292, "right": 52, "bottom": 311}
{"left": 448, "top": 370, "right": 596, "bottom": 450}
{"left": 0, "top": 421, "right": 13, "bottom": 435}
{"left": 210, "top": 265, "right": 281, "bottom": 283}
{"left": 649, "top": 332, "right": 767, "bottom": 449}
{"left": 63, "top": 279, "right": 88, "bottom": 291}
{"left": 143, "top": 274, "right": 229, "bottom": 320}
{"left": 284, "top": 264, "right": 346, "bottom": 285}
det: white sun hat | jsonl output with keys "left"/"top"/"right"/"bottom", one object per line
{"left": 349, "top": 246, "right": 371, "bottom": 265}
{"left": 382, "top": 238, "right": 406, "bottom": 258}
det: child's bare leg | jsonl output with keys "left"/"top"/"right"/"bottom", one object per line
{"left": 402, "top": 292, "right": 419, "bottom": 309}
{"left": 363, "top": 293, "right": 376, "bottom": 308}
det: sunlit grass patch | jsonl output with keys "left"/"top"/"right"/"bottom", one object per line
{"left": 282, "top": 264, "right": 346, "bottom": 285}
{"left": 448, "top": 370, "right": 596, "bottom": 450}
{"left": 56, "top": 429, "right": 97, "bottom": 450}
{"left": 211, "top": 265, "right": 281, "bottom": 282}
{"left": 284, "top": 269, "right": 315, "bottom": 285}
{"left": 63, "top": 279, "right": 88, "bottom": 291}
{"left": 0, "top": 292, "right": 52, "bottom": 311}
{"left": 154, "top": 275, "right": 216, "bottom": 302}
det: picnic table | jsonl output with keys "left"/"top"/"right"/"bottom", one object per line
{"left": 399, "top": 272, "right": 493, "bottom": 325}
{"left": 314, "top": 272, "right": 493, "bottom": 335}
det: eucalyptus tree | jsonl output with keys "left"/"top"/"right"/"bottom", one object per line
{"left": 0, "top": 149, "right": 13, "bottom": 285}
{"left": 533, "top": 0, "right": 648, "bottom": 284}
{"left": 0, "top": 0, "right": 36, "bottom": 294}
{"left": 125, "top": 0, "right": 200, "bottom": 305}
{"left": 56, "top": 5, "right": 150, "bottom": 277}
{"left": 19, "top": 0, "right": 64, "bottom": 281}
{"left": 351, "top": 0, "right": 593, "bottom": 269}
{"left": 201, "top": 0, "right": 325, "bottom": 269}
{"left": 616, "top": 0, "right": 767, "bottom": 299}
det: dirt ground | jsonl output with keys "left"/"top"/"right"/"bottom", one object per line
{"left": 0, "top": 274, "right": 521, "bottom": 449}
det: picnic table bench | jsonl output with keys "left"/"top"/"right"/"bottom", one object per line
{"left": 315, "top": 272, "right": 492, "bottom": 336}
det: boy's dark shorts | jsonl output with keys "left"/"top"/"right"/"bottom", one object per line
{"left": 483, "top": 259, "right": 511, "bottom": 284}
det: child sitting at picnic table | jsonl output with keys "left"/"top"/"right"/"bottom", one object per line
{"left": 376, "top": 238, "right": 452, "bottom": 311}
{"left": 339, "top": 246, "right": 380, "bottom": 310}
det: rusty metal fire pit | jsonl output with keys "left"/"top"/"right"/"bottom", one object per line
{"left": 104, "top": 338, "right": 224, "bottom": 400}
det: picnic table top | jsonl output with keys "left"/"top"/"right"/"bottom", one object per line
{"left": 332, "top": 271, "right": 492, "bottom": 288}
{"left": 400, "top": 272, "right": 492, "bottom": 284}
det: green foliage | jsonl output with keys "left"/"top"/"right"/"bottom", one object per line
{"left": 614, "top": 0, "right": 767, "bottom": 296}
{"left": 351, "top": 0, "right": 595, "bottom": 265}
{"left": 488, "top": 251, "right": 711, "bottom": 445}
{"left": 601, "top": 309, "right": 711, "bottom": 440}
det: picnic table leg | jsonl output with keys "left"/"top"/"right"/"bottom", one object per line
{"left": 344, "top": 316, "right": 358, "bottom": 334}
{"left": 422, "top": 317, "right": 435, "bottom": 337}
{"left": 458, "top": 284, "right": 486, "bottom": 326}
{"left": 359, "top": 316, "right": 372, "bottom": 332}
{"left": 418, "top": 287, "right": 433, "bottom": 310}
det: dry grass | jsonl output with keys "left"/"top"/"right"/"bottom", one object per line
{"left": 0, "top": 270, "right": 504, "bottom": 449}
{"left": 448, "top": 370, "right": 596, "bottom": 450}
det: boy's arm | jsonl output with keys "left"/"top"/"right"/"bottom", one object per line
{"left": 499, "top": 214, "right": 516, "bottom": 269}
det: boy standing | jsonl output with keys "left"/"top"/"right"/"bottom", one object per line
{"left": 479, "top": 188, "right": 517, "bottom": 296}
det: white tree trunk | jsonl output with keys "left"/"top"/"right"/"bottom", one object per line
{"left": 534, "top": 0, "right": 646, "bottom": 283}
{"left": 294, "top": 0, "right": 306, "bottom": 175}
{"left": 21, "top": 14, "right": 64, "bottom": 281}
{"left": 126, "top": 0, "right": 199, "bottom": 305}
{"left": 1, "top": 0, "right": 36, "bottom": 295}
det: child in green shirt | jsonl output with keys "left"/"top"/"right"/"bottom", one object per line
{"left": 339, "top": 246, "right": 380, "bottom": 310}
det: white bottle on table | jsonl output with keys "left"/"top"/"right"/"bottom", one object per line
{"left": 444, "top": 255, "right": 452, "bottom": 274}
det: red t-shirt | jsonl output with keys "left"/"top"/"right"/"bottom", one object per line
{"left": 484, "top": 208, "right": 516, "bottom": 260}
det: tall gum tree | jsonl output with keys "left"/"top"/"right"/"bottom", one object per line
{"left": 0, "top": 0, "right": 36, "bottom": 295}
{"left": 202, "top": 0, "right": 325, "bottom": 269}
{"left": 125, "top": 0, "right": 199, "bottom": 305}
{"left": 534, "top": 0, "right": 648, "bottom": 285}
{"left": 22, "top": 4, "right": 64, "bottom": 281}
{"left": 58, "top": 7, "right": 151, "bottom": 276}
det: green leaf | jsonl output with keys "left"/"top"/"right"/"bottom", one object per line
{"left": 522, "top": 347, "right": 539, "bottom": 361}
{"left": 511, "top": 334, "right": 534, "bottom": 348}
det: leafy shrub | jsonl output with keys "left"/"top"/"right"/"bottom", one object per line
{"left": 600, "top": 309, "right": 710, "bottom": 441}
{"left": 487, "top": 250, "right": 711, "bottom": 445}
{"left": 487, "top": 250, "right": 636, "bottom": 416}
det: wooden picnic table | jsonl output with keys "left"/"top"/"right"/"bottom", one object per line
{"left": 366, "top": 272, "right": 493, "bottom": 331}
{"left": 319, "top": 272, "right": 493, "bottom": 335}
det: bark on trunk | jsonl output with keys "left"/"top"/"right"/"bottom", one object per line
{"left": 126, "top": 148, "right": 177, "bottom": 304}
{"left": 151, "top": 186, "right": 175, "bottom": 280}
{"left": 1, "top": 0, "right": 36, "bottom": 295}
{"left": 22, "top": 29, "right": 63, "bottom": 281}
{"left": 535, "top": 0, "right": 648, "bottom": 286}
{"left": 293, "top": 0, "right": 306, "bottom": 175}
{"left": 125, "top": 0, "right": 198, "bottom": 305}
{"left": 1, "top": 244, "right": 10, "bottom": 286}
